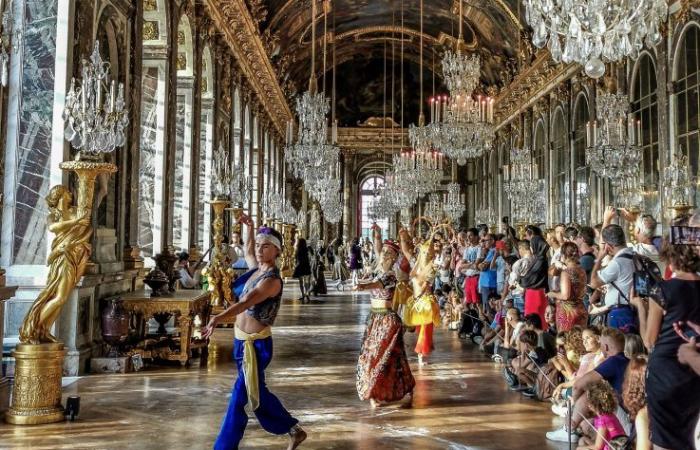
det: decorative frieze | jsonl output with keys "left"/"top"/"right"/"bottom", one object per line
{"left": 206, "top": 0, "right": 293, "bottom": 137}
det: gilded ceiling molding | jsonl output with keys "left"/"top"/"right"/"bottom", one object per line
{"left": 206, "top": 0, "right": 293, "bottom": 137}
{"left": 456, "top": 0, "right": 522, "bottom": 31}
{"left": 268, "top": 0, "right": 328, "bottom": 31}
{"left": 336, "top": 127, "right": 408, "bottom": 154}
{"left": 494, "top": 50, "right": 579, "bottom": 130}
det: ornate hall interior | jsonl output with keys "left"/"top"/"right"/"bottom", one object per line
{"left": 0, "top": 0, "right": 698, "bottom": 449}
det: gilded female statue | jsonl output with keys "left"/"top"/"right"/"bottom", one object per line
{"left": 19, "top": 185, "right": 92, "bottom": 344}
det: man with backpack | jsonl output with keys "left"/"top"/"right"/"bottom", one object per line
{"left": 589, "top": 225, "right": 637, "bottom": 332}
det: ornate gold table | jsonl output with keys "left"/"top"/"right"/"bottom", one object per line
{"left": 121, "top": 289, "right": 210, "bottom": 366}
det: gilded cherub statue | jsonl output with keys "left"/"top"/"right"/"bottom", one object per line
{"left": 19, "top": 185, "right": 92, "bottom": 344}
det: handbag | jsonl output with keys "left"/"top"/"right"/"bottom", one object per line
{"left": 605, "top": 281, "right": 639, "bottom": 334}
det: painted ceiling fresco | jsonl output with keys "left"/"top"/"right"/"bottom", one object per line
{"left": 249, "top": 0, "right": 526, "bottom": 125}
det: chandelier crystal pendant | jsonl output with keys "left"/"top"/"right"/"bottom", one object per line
{"left": 474, "top": 207, "right": 496, "bottom": 227}
{"left": 524, "top": 0, "right": 668, "bottom": 78}
{"left": 586, "top": 92, "right": 642, "bottom": 190}
{"left": 63, "top": 41, "right": 129, "bottom": 156}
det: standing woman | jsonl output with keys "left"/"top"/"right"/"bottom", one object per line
{"left": 203, "top": 216, "right": 306, "bottom": 450}
{"left": 404, "top": 236, "right": 441, "bottom": 366}
{"left": 292, "top": 238, "right": 312, "bottom": 304}
{"left": 633, "top": 241, "right": 700, "bottom": 450}
{"left": 547, "top": 242, "right": 588, "bottom": 331}
{"left": 349, "top": 237, "right": 363, "bottom": 285}
{"left": 520, "top": 235, "right": 550, "bottom": 331}
{"left": 355, "top": 239, "right": 415, "bottom": 408}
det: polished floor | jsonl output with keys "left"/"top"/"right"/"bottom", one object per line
{"left": 0, "top": 285, "right": 571, "bottom": 450}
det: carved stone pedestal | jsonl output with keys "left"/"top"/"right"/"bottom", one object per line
{"left": 0, "top": 284, "right": 18, "bottom": 419}
{"left": 5, "top": 343, "right": 65, "bottom": 425}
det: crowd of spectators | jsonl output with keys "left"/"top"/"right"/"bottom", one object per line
{"left": 426, "top": 208, "right": 700, "bottom": 450}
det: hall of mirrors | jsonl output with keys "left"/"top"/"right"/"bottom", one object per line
{"left": 0, "top": 0, "right": 698, "bottom": 449}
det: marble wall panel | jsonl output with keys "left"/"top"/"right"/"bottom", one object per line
{"left": 197, "top": 108, "right": 213, "bottom": 251}
{"left": 173, "top": 94, "right": 186, "bottom": 251}
{"left": 11, "top": 0, "right": 58, "bottom": 265}
{"left": 137, "top": 67, "right": 159, "bottom": 259}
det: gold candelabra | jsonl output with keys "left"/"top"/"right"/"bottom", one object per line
{"left": 280, "top": 223, "right": 296, "bottom": 278}
{"left": 7, "top": 160, "right": 117, "bottom": 425}
{"left": 207, "top": 199, "right": 233, "bottom": 308}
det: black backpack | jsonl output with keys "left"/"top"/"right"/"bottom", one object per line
{"left": 618, "top": 252, "right": 664, "bottom": 306}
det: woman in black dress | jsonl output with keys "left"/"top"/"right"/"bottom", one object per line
{"left": 293, "top": 238, "right": 312, "bottom": 303}
{"left": 633, "top": 240, "right": 700, "bottom": 450}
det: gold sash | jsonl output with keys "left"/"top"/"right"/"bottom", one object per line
{"left": 234, "top": 326, "right": 272, "bottom": 411}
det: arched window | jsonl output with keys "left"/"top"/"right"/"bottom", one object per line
{"left": 138, "top": 0, "right": 169, "bottom": 263}
{"left": 197, "top": 45, "right": 215, "bottom": 252}
{"left": 573, "top": 95, "right": 590, "bottom": 224}
{"left": 173, "top": 15, "right": 194, "bottom": 251}
{"left": 632, "top": 53, "right": 660, "bottom": 215}
{"left": 675, "top": 26, "right": 700, "bottom": 207}
{"left": 359, "top": 176, "right": 387, "bottom": 239}
{"left": 551, "top": 110, "right": 569, "bottom": 223}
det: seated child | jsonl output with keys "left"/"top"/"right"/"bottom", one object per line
{"left": 576, "top": 380, "right": 627, "bottom": 450}
{"left": 511, "top": 329, "right": 549, "bottom": 390}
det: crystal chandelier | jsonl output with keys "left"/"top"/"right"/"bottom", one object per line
{"left": 664, "top": 149, "right": 697, "bottom": 214}
{"left": 586, "top": 92, "right": 642, "bottom": 190}
{"left": 503, "top": 145, "right": 546, "bottom": 223}
{"left": 524, "top": 0, "right": 668, "bottom": 78}
{"left": 212, "top": 144, "right": 231, "bottom": 199}
{"left": 63, "top": 41, "right": 129, "bottom": 156}
{"left": 430, "top": 0, "right": 495, "bottom": 165}
{"left": 443, "top": 182, "right": 465, "bottom": 224}
{"left": 284, "top": 0, "right": 339, "bottom": 200}
{"left": 424, "top": 192, "right": 445, "bottom": 224}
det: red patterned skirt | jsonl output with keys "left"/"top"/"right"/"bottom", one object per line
{"left": 357, "top": 309, "right": 416, "bottom": 402}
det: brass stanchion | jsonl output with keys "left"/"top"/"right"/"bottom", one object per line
{"left": 7, "top": 160, "right": 117, "bottom": 425}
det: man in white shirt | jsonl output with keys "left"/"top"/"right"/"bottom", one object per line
{"left": 590, "top": 224, "right": 635, "bottom": 314}
{"left": 630, "top": 214, "right": 665, "bottom": 273}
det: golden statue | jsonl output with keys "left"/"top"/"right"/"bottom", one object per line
{"left": 19, "top": 185, "right": 92, "bottom": 344}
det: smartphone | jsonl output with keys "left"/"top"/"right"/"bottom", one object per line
{"left": 674, "top": 321, "right": 699, "bottom": 342}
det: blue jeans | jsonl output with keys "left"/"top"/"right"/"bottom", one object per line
{"left": 479, "top": 286, "right": 496, "bottom": 310}
{"left": 214, "top": 337, "right": 298, "bottom": 450}
{"left": 513, "top": 294, "right": 525, "bottom": 314}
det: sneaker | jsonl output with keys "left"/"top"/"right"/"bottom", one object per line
{"left": 472, "top": 335, "right": 484, "bottom": 345}
{"left": 551, "top": 403, "right": 568, "bottom": 417}
{"left": 545, "top": 426, "right": 579, "bottom": 443}
{"left": 521, "top": 388, "right": 537, "bottom": 398}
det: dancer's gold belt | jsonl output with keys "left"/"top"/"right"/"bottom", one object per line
{"left": 235, "top": 326, "right": 272, "bottom": 411}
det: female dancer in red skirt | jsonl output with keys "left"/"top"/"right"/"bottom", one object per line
{"left": 354, "top": 239, "right": 415, "bottom": 408}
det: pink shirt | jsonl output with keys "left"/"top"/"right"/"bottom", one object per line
{"left": 593, "top": 413, "right": 625, "bottom": 450}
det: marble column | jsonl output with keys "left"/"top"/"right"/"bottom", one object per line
{"left": 188, "top": 16, "right": 204, "bottom": 256}
{"left": 0, "top": 281, "right": 18, "bottom": 419}
{"left": 342, "top": 154, "right": 352, "bottom": 241}
{"left": 123, "top": 0, "right": 145, "bottom": 271}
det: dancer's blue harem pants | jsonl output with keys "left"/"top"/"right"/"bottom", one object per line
{"left": 213, "top": 337, "right": 298, "bottom": 449}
